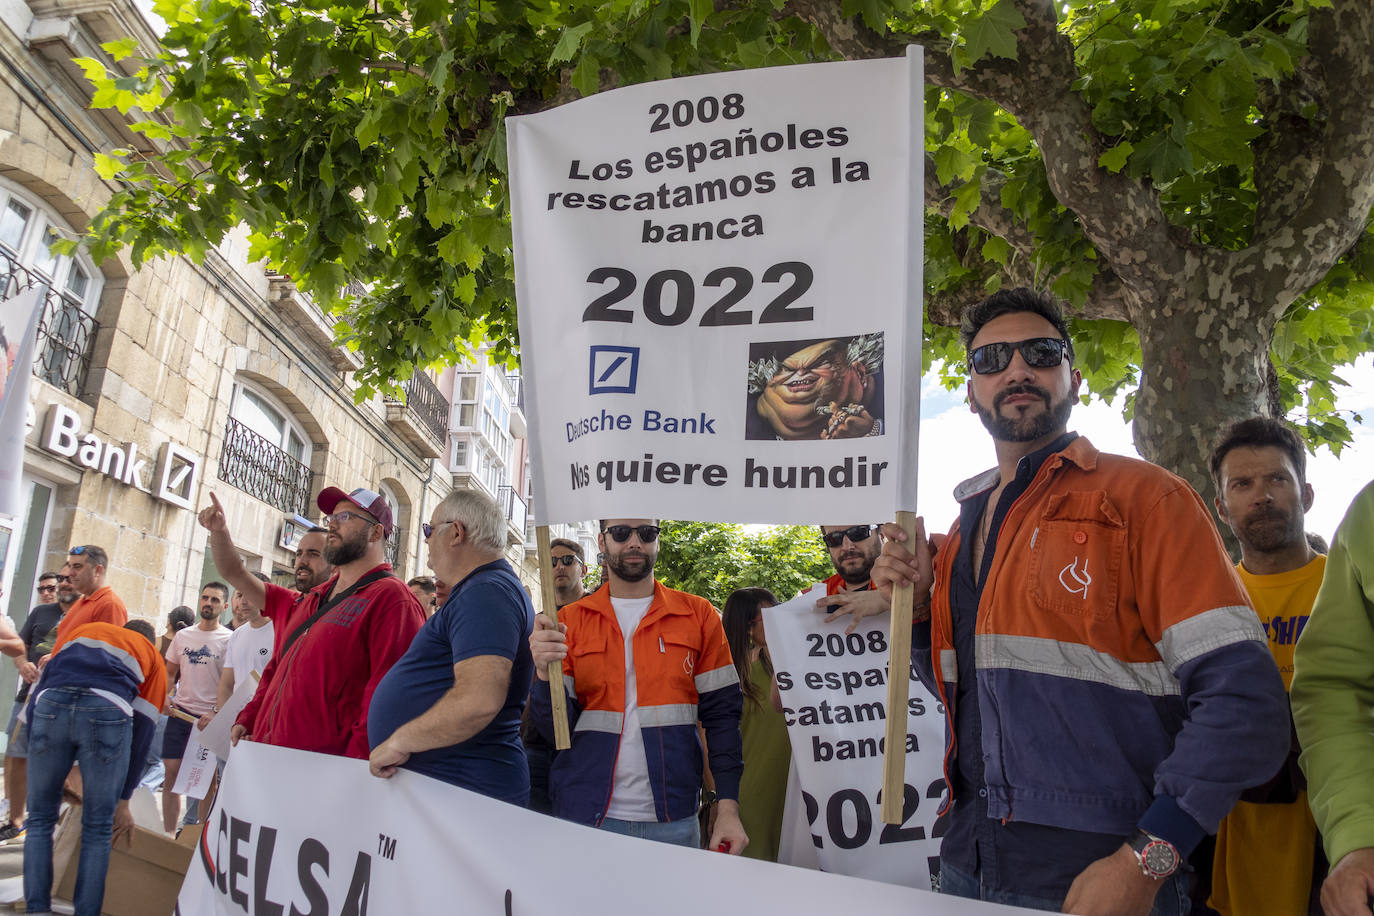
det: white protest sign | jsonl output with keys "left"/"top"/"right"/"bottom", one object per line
{"left": 195, "top": 671, "right": 258, "bottom": 761}
{"left": 176, "top": 742, "right": 1038, "bottom": 915}
{"left": 766, "top": 584, "right": 947, "bottom": 886}
{"left": 172, "top": 730, "right": 216, "bottom": 801}
{"left": 508, "top": 52, "right": 923, "bottom": 525}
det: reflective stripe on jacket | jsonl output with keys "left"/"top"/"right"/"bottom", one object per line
{"left": 531, "top": 580, "right": 743, "bottom": 826}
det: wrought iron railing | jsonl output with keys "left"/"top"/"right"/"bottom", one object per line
{"left": 385, "top": 525, "right": 404, "bottom": 569}
{"left": 217, "top": 416, "right": 313, "bottom": 515}
{"left": 507, "top": 374, "right": 524, "bottom": 411}
{"left": 1, "top": 249, "right": 100, "bottom": 397}
{"left": 497, "top": 484, "right": 527, "bottom": 532}
{"left": 385, "top": 372, "right": 447, "bottom": 443}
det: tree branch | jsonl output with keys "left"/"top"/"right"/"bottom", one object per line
{"left": 1234, "top": 0, "right": 1374, "bottom": 317}
{"left": 784, "top": 0, "right": 1183, "bottom": 293}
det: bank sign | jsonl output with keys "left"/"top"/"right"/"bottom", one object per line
{"left": 38, "top": 403, "right": 200, "bottom": 510}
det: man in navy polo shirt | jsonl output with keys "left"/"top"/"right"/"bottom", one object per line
{"left": 368, "top": 489, "right": 535, "bottom": 804}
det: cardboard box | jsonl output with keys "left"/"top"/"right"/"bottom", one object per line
{"left": 52, "top": 804, "right": 195, "bottom": 916}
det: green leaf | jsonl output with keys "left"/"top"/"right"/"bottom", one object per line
{"left": 93, "top": 151, "right": 127, "bottom": 180}
{"left": 549, "top": 23, "right": 595, "bottom": 65}
{"left": 982, "top": 235, "right": 1011, "bottom": 266}
{"left": 962, "top": 0, "right": 1027, "bottom": 66}
{"left": 688, "top": 0, "right": 712, "bottom": 47}
{"left": 1097, "top": 142, "right": 1132, "bottom": 173}
{"left": 572, "top": 53, "right": 600, "bottom": 96}
{"left": 100, "top": 37, "right": 142, "bottom": 61}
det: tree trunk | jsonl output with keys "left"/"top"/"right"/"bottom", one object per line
{"left": 1129, "top": 274, "right": 1273, "bottom": 555}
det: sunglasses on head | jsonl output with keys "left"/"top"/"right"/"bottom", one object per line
{"left": 603, "top": 525, "right": 660, "bottom": 544}
{"left": 550, "top": 554, "right": 581, "bottom": 568}
{"left": 968, "top": 337, "right": 1070, "bottom": 375}
{"left": 69, "top": 545, "right": 93, "bottom": 556}
{"left": 822, "top": 525, "right": 877, "bottom": 548}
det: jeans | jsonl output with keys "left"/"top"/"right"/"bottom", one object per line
{"left": 23, "top": 687, "right": 131, "bottom": 916}
{"left": 598, "top": 816, "right": 701, "bottom": 848}
{"left": 940, "top": 859, "right": 1192, "bottom": 914}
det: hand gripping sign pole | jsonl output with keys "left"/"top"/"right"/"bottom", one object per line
{"left": 881, "top": 510, "right": 919, "bottom": 825}
{"left": 535, "top": 525, "right": 572, "bottom": 750}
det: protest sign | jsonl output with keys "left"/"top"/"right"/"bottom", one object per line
{"left": 0, "top": 287, "right": 44, "bottom": 518}
{"left": 195, "top": 671, "right": 258, "bottom": 761}
{"left": 172, "top": 731, "right": 215, "bottom": 801}
{"left": 767, "top": 584, "right": 946, "bottom": 886}
{"left": 176, "top": 742, "right": 1036, "bottom": 915}
{"left": 507, "top": 51, "right": 923, "bottom": 526}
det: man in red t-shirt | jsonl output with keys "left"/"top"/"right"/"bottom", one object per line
{"left": 202, "top": 487, "right": 425, "bottom": 758}
{"left": 812, "top": 524, "right": 889, "bottom": 626}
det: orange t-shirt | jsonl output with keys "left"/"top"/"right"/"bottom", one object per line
{"left": 54, "top": 586, "right": 128, "bottom": 647}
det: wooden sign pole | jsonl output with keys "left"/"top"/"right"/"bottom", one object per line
{"left": 880, "top": 510, "right": 918, "bottom": 824}
{"left": 535, "top": 524, "right": 572, "bottom": 750}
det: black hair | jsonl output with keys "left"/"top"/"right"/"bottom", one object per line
{"left": 201, "top": 581, "right": 230, "bottom": 599}
{"left": 721, "top": 587, "right": 778, "bottom": 707}
{"left": 169, "top": 605, "right": 195, "bottom": 631}
{"left": 124, "top": 619, "right": 156, "bottom": 644}
{"left": 959, "top": 287, "right": 1075, "bottom": 363}
{"left": 1208, "top": 416, "right": 1308, "bottom": 491}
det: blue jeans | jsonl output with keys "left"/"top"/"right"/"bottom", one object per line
{"left": 23, "top": 687, "right": 131, "bottom": 916}
{"left": 598, "top": 816, "right": 701, "bottom": 848}
{"left": 940, "top": 859, "right": 1191, "bottom": 914}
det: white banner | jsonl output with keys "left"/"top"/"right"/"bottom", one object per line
{"left": 0, "top": 287, "right": 44, "bottom": 518}
{"left": 176, "top": 742, "right": 1036, "bottom": 915}
{"left": 767, "top": 584, "right": 947, "bottom": 886}
{"left": 195, "top": 672, "right": 258, "bottom": 761}
{"left": 507, "top": 52, "right": 924, "bottom": 525}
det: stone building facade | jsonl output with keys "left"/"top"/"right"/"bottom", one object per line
{"left": 0, "top": 0, "right": 450, "bottom": 668}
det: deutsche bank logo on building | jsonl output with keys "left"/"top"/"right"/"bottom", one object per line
{"left": 588, "top": 345, "right": 640, "bottom": 395}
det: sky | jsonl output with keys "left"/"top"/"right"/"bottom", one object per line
{"left": 914, "top": 358, "right": 1374, "bottom": 544}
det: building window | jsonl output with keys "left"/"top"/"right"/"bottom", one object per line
{"left": 217, "top": 381, "right": 314, "bottom": 515}
{"left": 378, "top": 482, "right": 404, "bottom": 570}
{"left": 0, "top": 181, "right": 103, "bottom": 397}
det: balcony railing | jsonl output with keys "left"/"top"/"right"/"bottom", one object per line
{"left": 1, "top": 250, "right": 100, "bottom": 397}
{"left": 218, "top": 416, "right": 313, "bottom": 515}
{"left": 506, "top": 374, "right": 524, "bottom": 411}
{"left": 385, "top": 372, "right": 447, "bottom": 443}
{"left": 385, "top": 525, "right": 405, "bottom": 569}
{"left": 497, "top": 484, "right": 528, "bottom": 535}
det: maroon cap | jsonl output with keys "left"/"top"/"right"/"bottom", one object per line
{"left": 317, "top": 486, "right": 394, "bottom": 537}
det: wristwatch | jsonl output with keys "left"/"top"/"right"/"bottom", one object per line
{"left": 1128, "top": 830, "right": 1180, "bottom": 879}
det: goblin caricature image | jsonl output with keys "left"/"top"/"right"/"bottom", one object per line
{"left": 747, "top": 334, "right": 884, "bottom": 441}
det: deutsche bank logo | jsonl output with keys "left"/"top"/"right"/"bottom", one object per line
{"left": 589, "top": 346, "right": 640, "bottom": 395}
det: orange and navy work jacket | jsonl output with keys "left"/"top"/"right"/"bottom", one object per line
{"left": 917, "top": 436, "right": 1289, "bottom": 849}
{"left": 530, "top": 581, "right": 743, "bottom": 826}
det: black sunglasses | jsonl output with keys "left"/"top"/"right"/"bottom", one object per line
{"left": 603, "top": 525, "right": 660, "bottom": 544}
{"left": 550, "top": 555, "right": 581, "bottom": 568}
{"left": 968, "top": 337, "right": 1070, "bottom": 375}
{"left": 822, "top": 525, "right": 876, "bottom": 548}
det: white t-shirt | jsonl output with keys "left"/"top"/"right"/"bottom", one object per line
{"left": 224, "top": 619, "right": 274, "bottom": 691}
{"left": 166, "top": 625, "right": 232, "bottom": 716}
{"left": 605, "top": 595, "right": 656, "bottom": 821}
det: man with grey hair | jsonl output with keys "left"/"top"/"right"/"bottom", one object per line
{"left": 367, "top": 489, "right": 536, "bottom": 804}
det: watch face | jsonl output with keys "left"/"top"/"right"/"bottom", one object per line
{"left": 1142, "top": 840, "right": 1179, "bottom": 876}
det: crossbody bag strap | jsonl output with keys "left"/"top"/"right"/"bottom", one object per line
{"left": 280, "top": 569, "right": 392, "bottom": 658}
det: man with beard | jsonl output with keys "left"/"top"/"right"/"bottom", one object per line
{"left": 161, "top": 582, "right": 231, "bottom": 833}
{"left": 747, "top": 336, "right": 883, "bottom": 440}
{"left": 1203, "top": 417, "right": 1326, "bottom": 915}
{"left": 228, "top": 486, "right": 425, "bottom": 758}
{"left": 812, "top": 524, "right": 889, "bottom": 625}
{"left": 866, "top": 288, "right": 1288, "bottom": 914}
{"left": 529, "top": 519, "right": 748, "bottom": 853}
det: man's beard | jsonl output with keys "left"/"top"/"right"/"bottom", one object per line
{"left": 296, "top": 565, "right": 327, "bottom": 591}
{"left": 1238, "top": 505, "right": 1306, "bottom": 554}
{"left": 835, "top": 549, "right": 876, "bottom": 586}
{"left": 607, "top": 549, "right": 654, "bottom": 583}
{"left": 199, "top": 605, "right": 218, "bottom": 620}
{"left": 325, "top": 530, "right": 369, "bottom": 566}
{"left": 974, "top": 383, "right": 1074, "bottom": 443}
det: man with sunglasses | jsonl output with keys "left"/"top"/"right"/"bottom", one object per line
{"left": 869, "top": 288, "right": 1288, "bottom": 914}
{"left": 1, "top": 573, "right": 68, "bottom": 843}
{"left": 230, "top": 486, "right": 425, "bottom": 759}
{"left": 52, "top": 545, "right": 126, "bottom": 645}
{"left": 529, "top": 519, "right": 748, "bottom": 853}
{"left": 812, "top": 525, "right": 890, "bottom": 625}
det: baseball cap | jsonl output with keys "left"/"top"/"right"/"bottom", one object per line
{"left": 317, "top": 486, "right": 395, "bottom": 537}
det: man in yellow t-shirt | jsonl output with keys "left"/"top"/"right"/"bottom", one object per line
{"left": 1208, "top": 418, "right": 1325, "bottom": 915}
